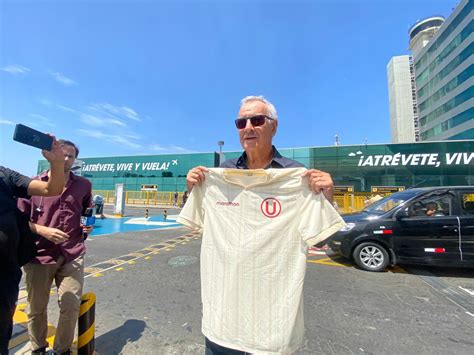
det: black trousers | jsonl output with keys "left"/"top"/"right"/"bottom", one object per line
{"left": 205, "top": 338, "right": 251, "bottom": 355}
{"left": 0, "top": 268, "right": 21, "bottom": 355}
{"left": 95, "top": 203, "right": 104, "bottom": 215}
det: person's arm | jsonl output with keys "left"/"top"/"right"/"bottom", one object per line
{"left": 29, "top": 222, "right": 69, "bottom": 244}
{"left": 82, "top": 184, "right": 94, "bottom": 235}
{"left": 27, "top": 138, "right": 65, "bottom": 196}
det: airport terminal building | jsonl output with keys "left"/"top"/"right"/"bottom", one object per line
{"left": 38, "top": 140, "right": 473, "bottom": 194}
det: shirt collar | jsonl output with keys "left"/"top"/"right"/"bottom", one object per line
{"left": 40, "top": 170, "right": 76, "bottom": 183}
{"left": 236, "top": 146, "right": 286, "bottom": 169}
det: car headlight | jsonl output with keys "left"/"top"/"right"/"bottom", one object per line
{"left": 339, "top": 223, "right": 356, "bottom": 232}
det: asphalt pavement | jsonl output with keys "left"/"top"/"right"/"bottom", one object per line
{"left": 11, "top": 206, "right": 474, "bottom": 354}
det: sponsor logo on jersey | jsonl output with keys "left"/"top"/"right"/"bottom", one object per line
{"left": 260, "top": 197, "right": 281, "bottom": 218}
{"left": 216, "top": 201, "right": 240, "bottom": 207}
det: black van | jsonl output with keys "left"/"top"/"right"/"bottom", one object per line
{"left": 328, "top": 187, "right": 474, "bottom": 272}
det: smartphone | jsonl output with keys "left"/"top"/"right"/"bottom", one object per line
{"left": 13, "top": 124, "right": 53, "bottom": 151}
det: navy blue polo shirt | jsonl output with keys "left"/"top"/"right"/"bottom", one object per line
{"left": 220, "top": 146, "right": 305, "bottom": 169}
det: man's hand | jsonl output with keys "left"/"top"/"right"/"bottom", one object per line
{"left": 41, "top": 136, "right": 65, "bottom": 165}
{"left": 38, "top": 226, "right": 70, "bottom": 244}
{"left": 186, "top": 166, "right": 209, "bottom": 192}
{"left": 301, "top": 169, "right": 334, "bottom": 202}
{"left": 83, "top": 225, "right": 93, "bottom": 235}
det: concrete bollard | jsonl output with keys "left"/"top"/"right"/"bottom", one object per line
{"left": 78, "top": 292, "right": 96, "bottom": 355}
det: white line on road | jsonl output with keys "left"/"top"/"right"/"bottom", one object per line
{"left": 458, "top": 286, "right": 474, "bottom": 296}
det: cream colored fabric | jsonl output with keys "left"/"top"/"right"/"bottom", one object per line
{"left": 178, "top": 168, "right": 345, "bottom": 354}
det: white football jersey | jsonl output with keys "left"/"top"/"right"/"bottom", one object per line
{"left": 178, "top": 168, "right": 345, "bottom": 354}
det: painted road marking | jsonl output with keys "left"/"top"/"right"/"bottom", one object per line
{"left": 124, "top": 217, "right": 177, "bottom": 226}
{"left": 11, "top": 231, "right": 202, "bottom": 352}
{"left": 308, "top": 257, "right": 350, "bottom": 267}
{"left": 16, "top": 232, "right": 201, "bottom": 297}
{"left": 404, "top": 266, "right": 474, "bottom": 316}
{"left": 458, "top": 286, "right": 474, "bottom": 296}
{"left": 307, "top": 256, "right": 406, "bottom": 273}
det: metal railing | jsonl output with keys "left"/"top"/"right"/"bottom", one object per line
{"left": 92, "top": 190, "right": 183, "bottom": 206}
{"left": 94, "top": 190, "right": 382, "bottom": 212}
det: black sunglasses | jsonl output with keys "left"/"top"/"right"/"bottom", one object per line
{"left": 234, "top": 115, "right": 274, "bottom": 129}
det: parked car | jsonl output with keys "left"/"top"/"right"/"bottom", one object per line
{"left": 328, "top": 186, "right": 474, "bottom": 272}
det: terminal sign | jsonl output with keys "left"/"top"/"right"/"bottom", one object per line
{"left": 371, "top": 186, "right": 405, "bottom": 194}
{"left": 334, "top": 186, "right": 354, "bottom": 193}
{"left": 141, "top": 184, "right": 158, "bottom": 191}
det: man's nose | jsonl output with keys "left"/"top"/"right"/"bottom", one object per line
{"left": 244, "top": 119, "right": 254, "bottom": 130}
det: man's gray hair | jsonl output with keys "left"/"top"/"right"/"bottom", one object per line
{"left": 240, "top": 95, "right": 278, "bottom": 119}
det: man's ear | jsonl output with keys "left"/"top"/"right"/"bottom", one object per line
{"left": 272, "top": 120, "right": 278, "bottom": 136}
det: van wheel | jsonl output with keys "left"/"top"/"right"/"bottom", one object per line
{"left": 352, "top": 242, "right": 389, "bottom": 272}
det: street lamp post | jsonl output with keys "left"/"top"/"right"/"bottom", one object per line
{"left": 218, "top": 140, "right": 224, "bottom": 165}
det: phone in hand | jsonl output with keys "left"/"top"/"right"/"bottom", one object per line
{"left": 13, "top": 124, "right": 53, "bottom": 151}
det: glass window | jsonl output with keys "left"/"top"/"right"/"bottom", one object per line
{"left": 421, "top": 107, "right": 474, "bottom": 140}
{"left": 408, "top": 194, "right": 454, "bottom": 218}
{"left": 419, "top": 86, "right": 474, "bottom": 127}
{"left": 416, "top": 20, "right": 473, "bottom": 88}
{"left": 417, "top": 42, "right": 474, "bottom": 100}
{"left": 418, "top": 64, "right": 473, "bottom": 113}
{"left": 415, "top": 1, "right": 473, "bottom": 72}
{"left": 461, "top": 193, "right": 474, "bottom": 215}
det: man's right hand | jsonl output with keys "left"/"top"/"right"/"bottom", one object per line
{"left": 186, "top": 166, "right": 209, "bottom": 192}
{"left": 38, "top": 226, "right": 70, "bottom": 244}
{"left": 42, "top": 136, "right": 65, "bottom": 165}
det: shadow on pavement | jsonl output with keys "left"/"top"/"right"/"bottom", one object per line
{"left": 95, "top": 319, "right": 146, "bottom": 353}
{"left": 401, "top": 264, "right": 474, "bottom": 278}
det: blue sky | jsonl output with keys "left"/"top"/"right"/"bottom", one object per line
{"left": 0, "top": 0, "right": 458, "bottom": 175}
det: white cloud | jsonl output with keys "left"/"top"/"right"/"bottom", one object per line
{"left": 80, "top": 114, "right": 126, "bottom": 127}
{"left": 149, "top": 145, "right": 166, "bottom": 152}
{"left": 39, "top": 99, "right": 53, "bottom": 106}
{"left": 89, "top": 103, "right": 141, "bottom": 122}
{"left": 1, "top": 64, "right": 30, "bottom": 75}
{"left": 0, "top": 119, "right": 15, "bottom": 125}
{"left": 29, "top": 114, "right": 55, "bottom": 127}
{"left": 50, "top": 72, "right": 77, "bottom": 86}
{"left": 148, "top": 144, "right": 196, "bottom": 154}
{"left": 57, "top": 105, "right": 80, "bottom": 114}
{"left": 77, "top": 129, "right": 142, "bottom": 149}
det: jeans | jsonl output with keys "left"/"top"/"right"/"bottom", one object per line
{"left": 0, "top": 268, "right": 22, "bottom": 355}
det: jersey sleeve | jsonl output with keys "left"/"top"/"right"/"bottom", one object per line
{"left": 177, "top": 184, "right": 205, "bottom": 232}
{"left": 297, "top": 190, "right": 345, "bottom": 247}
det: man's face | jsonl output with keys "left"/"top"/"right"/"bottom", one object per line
{"left": 237, "top": 101, "right": 277, "bottom": 153}
{"left": 62, "top": 144, "right": 77, "bottom": 173}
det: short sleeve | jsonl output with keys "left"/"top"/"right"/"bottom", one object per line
{"left": 177, "top": 184, "right": 205, "bottom": 232}
{"left": 17, "top": 197, "right": 33, "bottom": 217}
{"left": 6, "top": 168, "right": 31, "bottom": 199}
{"left": 297, "top": 190, "right": 345, "bottom": 247}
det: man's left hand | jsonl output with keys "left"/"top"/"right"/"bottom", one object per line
{"left": 83, "top": 225, "right": 94, "bottom": 235}
{"left": 302, "top": 169, "right": 334, "bottom": 202}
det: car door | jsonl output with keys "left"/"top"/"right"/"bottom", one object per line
{"left": 459, "top": 190, "right": 474, "bottom": 262}
{"left": 392, "top": 192, "right": 461, "bottom": 264}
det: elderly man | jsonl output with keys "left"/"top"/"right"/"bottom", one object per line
{"left": 187, "top": 96, "right": 334, "bottom": 200}
{"left": 181, "top": 96, "right": 343, "bottom": 354}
